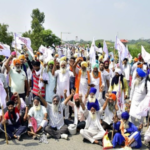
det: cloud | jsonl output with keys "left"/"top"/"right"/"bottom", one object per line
{"left": 114, "top": 1, "right": 126, "bottom": 9}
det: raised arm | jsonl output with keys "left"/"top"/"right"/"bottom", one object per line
{"left": 4, "top": 55, "right": 14, "bottom": 72}
{"left": 102, "top": 94, "right": 109, "bottom": 110}
{"left": 64, "top": 89, "right": 74, "bottom": 105}
{"left": 52, "top": 58, "right": 57, "bottom": 76}
{"left": 79, "top": 94, "right": 85, "bottom": 110}
{"left": 38, "top": 91, "right": 48, "bottom": 108}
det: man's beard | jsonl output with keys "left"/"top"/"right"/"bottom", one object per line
{"left": 89, "top": 111, "right": 96, "bottom": 120}
{"left": 75, "top": 101, "right": 80, "bottom": 108}
{"left": 60, "top": 67, "right": 66, "bottom": 74}
{"left": 108, "top": 102, "right": 115, "bottom": 112}
{"left": 82, "top": 69, "right": 87, "bottom": 76}
{"left": 100, "top": 68, "right": 104, "bottom": 71}
{"left": 88, "top": 95, "right": 96, "bottom": 103}
{"left": 93, "top": 71, "right": 98, "bottom": 77}
{"left": 123, "top": 120, "right": 129, "bottom": 129}
{"left": 52, "top": 103, "right": 60, "bottom": 112}
{"left": 104, "top": 66, "right": 109, "bottom": 69}
{"left": 34, "top": 103, "right": 41, "bottom": 111}
{"left": 134, "top": 77, "right": 141, "bottom": 86}
{"left": 14, "top": 66, "right": 21, "bottom": 72}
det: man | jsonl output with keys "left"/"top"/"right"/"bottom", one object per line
{"left": 89, "top": 63, "right": 104, "bottom": 99}
{"left": 101, "top": 93, "right": 119, "bottom": 130}
{"left": 18, "top": 54, "right": 27, "bottom": 76}
{"left": 68, "top": 93, "right": 88, "bottom": 130}
{"left": 0, "top": 100, "right": 27, "bottom": 140}
{"left": 99, "top": 62, "right": 110, "bottom": 99}
{"left": 109, "top": 68, "right": 128, "bottom": 99}
{"left": 112, "top": 112, "right": 142, "bottom": 148}
{"left": 5, "top": 55, "right": 28, "bottom": 100}
{"left": 45, "top": 60, "right": 56, "bottom": 103}
{"left": 80, "top": 102, "right": 105, "bottom": 145}
{"left": 52, "top": 59, "right": 74, "bottom": 119}
{"left": 104, "top": 60, "right": 114, "bottom": 79}
{"left": 132, "top": 57, "right": 139, "bottom": 74}
{"left": 130, "top": 68, "right": 146, "bottom": 126}
{"left": 75, "top": 61, "right": 90, "bottom": 98}
{"left": 38, "top": 90, "right": 74, "bottom": 140}
{"left": 28, "top": 96, "right": 48, "bottom": 139}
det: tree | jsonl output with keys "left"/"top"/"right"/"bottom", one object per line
{"left": 22, "top": 8, "right": 61, "bottom": 51}
{"left": 0, "top": 23, "right": 13, "bottom": 45}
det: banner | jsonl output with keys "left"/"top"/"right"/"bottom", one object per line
{"left": 103, "top": 40, "right": 109, "bottom": 61}
{"left": 141, "top": 45, "right": 150, "bottom": 62}
{"left": 0, "top": 43, "right": 11, "bottom": 57}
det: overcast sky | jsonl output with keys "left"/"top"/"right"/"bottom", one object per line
{"left": 0, "top": 0, "right": 150, "bottom": 41}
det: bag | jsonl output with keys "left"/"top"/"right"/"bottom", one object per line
{"left": 103, "top": 131, "right": 113, "bottom": 149}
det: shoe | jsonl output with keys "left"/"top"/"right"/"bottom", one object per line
{"left": 61, "top": 134, "right": 68, "bottom": 140}
{"left": 33, "top": 135, "right": 37, "bottom": 140}
{"left": 98, "top": 140, "right": 103, "bottom": 146}
{"left": 83, "top": 138, "right": 90, "bottom": 143}
{"left": 17, "top": 135, "right": 21, "bottom": 141}
{"left": 46, "top": 133, "right": 51, "bottom": 138}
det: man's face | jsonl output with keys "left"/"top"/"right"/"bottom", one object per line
{"left": 104, "top": 62, "right": 109, "bottom": 69}
{"left": 99, "top": 64, "right": 104, "bottom": 71}
{"left": 69, "top": 59, "right": 75, "bottom": 66}
{"left": 109, "top": 99, "right": 113, "bottom": 104}
{"left": 61, "top": 64, "right": 66, "bottom": 69}
{"left": 15, "top": 63, "right": 21, "bottom": 70}
{"left": 14, "top": 97, "right": 18, "bottom": 104}
{"left": 53, "top": 98, "right": 59, "bottom": 105}
{"left": 56, "top": 62, "right": 60, "bottom": 69}
{"left": 122, "top": 119, "right": 127, "bottom": 123}
{"left": 33, "top": 66, "right": 40, "bottom": 71}
{"left": 81, "top": 66, "right": 86, "bottom": 72}
{"left": 90, "top": 93, "right": 95, "bottom": 98}
{"left": 123, "top": 60, "right": 127, "bottom": 65}
{"left": 8, "top": 105, "right": 14, "bottom": 112}
{"left": 20, "top": 59, "right": 24, "bottom": 64}
{"left": 33, "top": 99, "right": 39, "bottom": 106}
{"left": 90, "top": 107, "right": 96, "bottom": 115}
{"left": 49, "top": 64, "right": 53, "bottom": 70}
{"left": 93, "top": 68, "right": 98, "bottom": 72}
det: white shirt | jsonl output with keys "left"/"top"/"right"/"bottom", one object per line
{"left": 100, "top": 70, "right": 109, "bottom": 92}
{"left": 47, "top": 102, "right": 66, "bottom": 130}
{"left": 122, "top": 64, "right": 130, "bottom": 81}
{"left": 28, "top": 105, "right": 47, "bottom": 126}
{"left": 88, "top": 119, "right": 99, "bottom": 131}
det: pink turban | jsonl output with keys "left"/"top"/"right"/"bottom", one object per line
{"left": 73, "top": 93, "right": 79, "bottom": 100}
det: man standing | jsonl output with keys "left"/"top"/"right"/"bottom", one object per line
{"left": 5, "top": 55, "right": 28, "bottom": 100}
{"left": 130, "top": 68, "right": 147, "bottom": 126}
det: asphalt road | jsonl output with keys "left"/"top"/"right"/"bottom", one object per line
{"left": 0, "top": 130, "right": 149, "bottom": 150}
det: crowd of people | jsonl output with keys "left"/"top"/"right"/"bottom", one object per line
{"left": 0, "top": 45, "right": 150, "bottom": 149}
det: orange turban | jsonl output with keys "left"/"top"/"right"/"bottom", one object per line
{"left": 134, "top": 57, "right": 138, "bottom": 62}
{"left": 137, "top": 63, "right": 143, "bottom": 68}
{"left": 36, "top": 52, "right": 40, "bottom": 55}
{"left": 13, "top": 59, "right": 21, "bottom": 66}
{"left": 55, "top": 54, "right": 59, "bottom": 58}
{"left": 109, "top": 93, "right": 116, "bottom": 101}
{"left": 34, "top": 55, "right": 37, "bottom": 58}
{"left": 18, "top": 55, "right": 25, "bottom": 60}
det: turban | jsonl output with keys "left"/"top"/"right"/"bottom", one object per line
{"left": 13, "top": 58, "right": 21, "bottom": 66}
{"left": 134, "top": 57, "right": 138, "bottom": 62}
{"left": 136, "top": 68, "right": 146, "bottom": 77}
{"left": 18, "top": 55, "right": 25, "bottom": 60}
{"left": 48, "top": 60, "right": 54, "bottom": 65}
{"left": 60, "top": 55, "right": 66, "bottom": 61}
{"left": 55, "top": 54, "right": 59, "bottom": 58}
{"left": 89, "top": 87, "right": 97, "bottom": 94}
{"left": 33, "top": 96, "right": 41, "bottom": 102}
{"left": 99, "top": 55, "right": 103, "bottom": 60}
{"left": 137, "top": 63, "right": 143, "bottom": 68}
{"left": 115, "top": 68, "right": 122, "bottom": 75}
{"left": 7, "top": 101, "right": 14, "bottom": 106}
{"left": 11, "top": 51, "right": 16, "bottom": 56}
{"left": 92, "top": 63, "right": 99, "bottom": 69}
{"left": 52, "top": 94, "right": 60, "bottom": 101}
{"left": 77, "top": 57, "right": 83, "bottom": 62}
{"left": 121, "top": 111, "right": 129, "bottom": 120}
{"left": 81, "top": 61, "right": 88, "bottom": 68}
{"left": 74, "top": 93, "right": 79, "bottom": 100}
{"left": 60, "top": 60, "right": 66, "bottom": 66}
{"left": 108, "top": 93, "right": 116, "bottom": 101}
{"left": 111, "top": 58, "right": 114, "bottom": 61}
{"left": 36, "top": 52, "right": 40, "bottom": 55}
{"left": 11, "top": 95, "right": 17, "bottom": 101}
{"left": 104, "top": 60, "right": 109, "bottom": 64}
{"left": 32, "top": 60, "right": 40, "bottom": 66}
{"left": 34, "top": 55, "right": 37, "bottom": 58}
{"left": 138, "top": 55, "right": 142, "bottom": 60}
{"left": 74, "top": 53, "right": 78, "bottom": 58}
{"left": 87, "top": 99, "right": 100, "bottom": 111}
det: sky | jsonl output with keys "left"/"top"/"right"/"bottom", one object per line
{"left": 0, "top": 0, "right": 150, "bottom": 41}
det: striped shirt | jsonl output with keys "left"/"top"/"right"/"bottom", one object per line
{"left": 32, "top": 70, "right": 45, "bottom": 97}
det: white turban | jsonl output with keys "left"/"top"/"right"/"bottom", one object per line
{"left": 115, "top": 68, "right": 122, "bottom": 75}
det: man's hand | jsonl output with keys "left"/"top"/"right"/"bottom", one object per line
{"left": 64, "top": 89, "right": 67, "bottom": 94}
{"left": 53, "top": 87, "right": 56, "bottom": 94}
{"left": 138, "top": 124, "right": 143, "bottom": 131}
{"left": 71, "top": 89, "right": 75, "bottom": 95}
{"left": 39, "top": 78, "right": 43, "bottom": 82}
{"left": 23, "top": 115, "right": 27, "bottom": 121}
{"left": 13, "top": 92, "right": 19, "bottom": 98}
{"left": 38, "top": 91, "right": 42, "bottom": 98}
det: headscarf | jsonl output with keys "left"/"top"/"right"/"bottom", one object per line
{"left": 89, "top": 87, "right": 97, "bottom": 94}
{"left": 87, "top": 99, "right": 100, "bottom": 111}
{"left": 134, "top": 57, "right": 138, "bottom": 62}
{"left": 11, "top": 95, "right": 17, "bottom": 101}
{"left": 33, "top": 96, "right": 41, "bottom": 102}
{"left": 108, "top": 93, "right": 116, "bottom": 101}
{"left": 73, "top": 93, "right": 79, "bottom": 100}
{"left": 92, "top": 63, "right": 99, "bottom": 69}
{"left": 136, "top": 68, "right": 146, "bottom": 77}
{"left": 11, "top": 51, "right": 17, "bottom": 56}
{"left": 55, "top": 54, "right": 59, "bottom": 58}
{"left": 7, "top": 101, "right": 14, "bottom": 106}
{"left": 137, "top": 63, "right": 143, "bottom": 68}
{"left": 81, "top": 61, "right": 88, "bottom": 68}
{"left": 13, "top": 58, "right": 21, "bottom": 66}
{"left": 48, "top": 60, "right": 54, "bottom": 65}
{"left": 115, "top": 68, "right": 122, "bottom": 75}
{"left": 36, "top": 52, "right": 40, "bottom": 55}
{"left": 18, "top": 55, "right": 25, "bottom": 60}
{"left": 52, "top": 94, "right": 60, "bottom": 102}
{"left": 104, "top": 60, "right": 109, "bottom": 64}
{"left": 32, "top": 60, "right": 40, "bottom": 66}
{"left": 60, "top": 55, "right": 66, "bottom": 61}
{"left": 99, "top": 55, "right": 103, "bottom": 60}
{"left": 121, "top": 111, "right": 129, "bottom": 120}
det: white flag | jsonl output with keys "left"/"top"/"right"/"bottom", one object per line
{"left": 0, "top": 79, "right": 6, "bottom": 108}
{"left": 0, "top": 43, "right": 11, "bottom": 57}
{"left": 141, "top": 46, "right": 150, "bottom": 62}
{"left": 89, "top": 38, "right": 96, "bottom": 65}
{"left": 126, "top": 46, "right": 132, "bottom": 61}
{"left": 103, "top": 40, "right": 109, "bottom": 61}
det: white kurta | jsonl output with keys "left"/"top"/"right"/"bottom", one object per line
{"left": 46, "top": 71, "right": 56, "bottom": 103}
{"left": 122, "top": 64, "right": 130, "bottom": 81}
{"left": 130, "top": 78, "right": 146, "bottom": 119}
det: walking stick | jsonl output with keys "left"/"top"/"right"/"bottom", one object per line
{"left": 2, "top": 106, "right": 8, "bottom": 144}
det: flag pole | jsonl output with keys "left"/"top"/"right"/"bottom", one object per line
{"left": 2, "top": 106, "right": 8, "bottom": 144}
